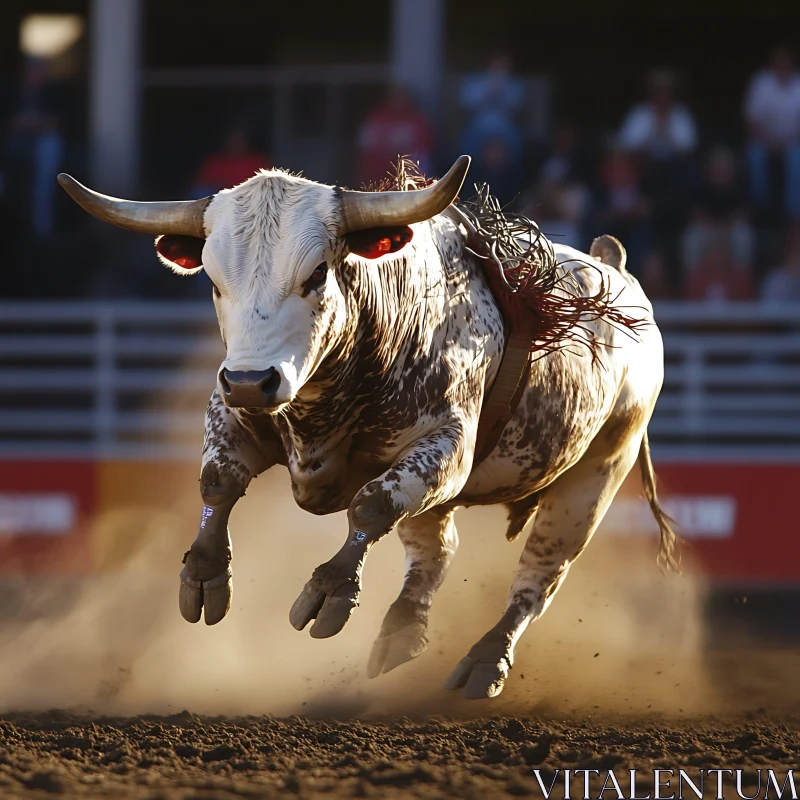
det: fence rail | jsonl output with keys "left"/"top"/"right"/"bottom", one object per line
{"left": 1, "top": 301, "right": 799, "bottom": 459}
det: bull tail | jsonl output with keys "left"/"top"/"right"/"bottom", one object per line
{"left": 638, "top": 430, "right": 681, "bottom": 573}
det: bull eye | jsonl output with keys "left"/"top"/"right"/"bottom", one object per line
{"left": 303, "top": 262, "right": 328, "bottom": 295}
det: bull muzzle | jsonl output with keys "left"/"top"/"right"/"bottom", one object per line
{"left": 219, "top": 368, "right": 282, "bottom": 409}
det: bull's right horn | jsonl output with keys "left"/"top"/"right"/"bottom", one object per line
{"left": 57, "top": 174, "right": 212, "bottom": 239}
{"left": 338, "top": 155, "right": 471, "bottom": 234}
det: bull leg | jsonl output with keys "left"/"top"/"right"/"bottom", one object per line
{"left": 505, "top": 492, "right": 539, "bottom": 542}
{"left": 367, "top": 507, "right": 459, "bottom": 678}
{"left": 179, "top": 391, "right": 281, "bottom": 625}
{"left": 289, "top": 420, "right": 472, "bottom": 639}
{"left": 445, "top": 435, "right": 642, "bottom": 699}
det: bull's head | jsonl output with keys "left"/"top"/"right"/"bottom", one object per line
{"left": 58, "top": 157, "right": 470, "bottom": 412}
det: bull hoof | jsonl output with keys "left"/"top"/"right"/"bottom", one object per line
{"left": 289, "top": 576, "right": 360, "bottom": 639}
{"left": 178, "top": 566, "right": 233, "bottom": 626}
{"left": 366, "top": 622, "right": 428, "bottom": 678}
{"left": 443, "top": 654, "right": 511, "bottom": 699}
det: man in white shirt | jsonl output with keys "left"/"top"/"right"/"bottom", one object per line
{"left": 616, "top": 71, "right": 698, "bottom": 268}
{"left": 744, "top": 48, "right": 800, "bottom": 218}
{"left": 618, "top": 70, "right": 697, "bottom": 161}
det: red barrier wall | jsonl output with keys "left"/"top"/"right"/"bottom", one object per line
{"left": 0, "top": 459, "right": 798, "bottom": 582}
{"left": 0, "top": 461, "right": 95, "bottom": 574}
{"left": 608, "top": 463, "right": 800, "bottom": 582}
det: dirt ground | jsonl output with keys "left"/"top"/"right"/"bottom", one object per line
{"left": 0, "top": 703, "right": 799, "bottom": 799}
{"left": 2, "top": 646, "right": 800, "bottom": 799}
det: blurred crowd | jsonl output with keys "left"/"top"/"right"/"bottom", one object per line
{"left": 3, "top": 48, "right": 800, "bottom": 302}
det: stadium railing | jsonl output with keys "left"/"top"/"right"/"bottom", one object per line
{"left": 1, "top": 300, "right": 799, "bottom": 460}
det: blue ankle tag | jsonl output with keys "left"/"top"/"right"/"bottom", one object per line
{"left": 350, "top": 530, "right": 367, "bottom": 546}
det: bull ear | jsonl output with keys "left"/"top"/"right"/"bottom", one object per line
{"left": 155, "top": 234, "right": 205, "bottom": 274}
{"left": 345, "top": 226, "right": 413, "bottom": 260}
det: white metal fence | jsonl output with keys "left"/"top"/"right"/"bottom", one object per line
{"left": 1, "top": 301, "right": 799, "bottom": 460}
{"left": 0, "top": 302, "right": 220, "bottom": 459}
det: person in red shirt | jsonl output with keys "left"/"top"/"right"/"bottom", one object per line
{"left": 355, "top": 85, "right": 434, "bottom": 186}
{"left": 192, "top": 126, "right": 271, "bottom": 196}
{"left": 684, "top": 235, "right": 755, "bottom": 301}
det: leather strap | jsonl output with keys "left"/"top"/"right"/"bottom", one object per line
{"left": 444, "top": 205, "right": 535, "bottom": 467}
{"left": 473, "top": 323, "right": 535, "bottom": 465}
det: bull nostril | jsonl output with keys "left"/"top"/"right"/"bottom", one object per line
{"left": 219, "top": 368, "right": 281, "bottom": 407}
{"left": 261, "top": 368, "right": 281, "bottom": 397}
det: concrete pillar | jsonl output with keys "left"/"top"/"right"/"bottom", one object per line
{"left": 390, "top": 0, "right": 444, "bottom": 115}
{"left": 89, "top": 0, "right": 142, "bottom": 194}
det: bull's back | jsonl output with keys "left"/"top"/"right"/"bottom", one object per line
{"left": 459, "top": 244, "right": 662, "bottom": 504}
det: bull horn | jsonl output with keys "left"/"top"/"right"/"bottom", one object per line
{"left": 57, "top": 174, "right": 212, "bottom": 239}
{"left": 338, "top": 155, "right": 471, "bottom": 234}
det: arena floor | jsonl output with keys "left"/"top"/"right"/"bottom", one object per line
{"left": 1, "top": 702, "right": 799, "bottom": 799}
{"left": 1, "top": 646, "right": 799, "bottom": 799}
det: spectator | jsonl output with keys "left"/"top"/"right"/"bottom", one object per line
{"left": 744, "top": 47, "right": 800, "bottom": 220}
{"left": 761, "top": 224, "right": 800, "bottom": 302}
{"left": 618, "top": 70, "right": 697, "bottom": 162}
{"left": 618, "top": 71, "right": 699, "bottom": 267}
{"left": 537, "top": 120, "right": 592, "bottom": 187}
{"left": 521, "top": 178, "right": 588, "bottom": 249}
{"left": 520, "top": 122, "right": 591, "bottom": 247}
{"left": 3, "top": 57, "right": 69, "bottom": 238}
{"left": 591, "top": 143, "right": 652, "bottom": 269}
{"left": 684, "top": 233, "right": 755, "bottom": 302}
{"left": 191, "top": 125, "right": 270, "bottom": 196}
{"left": 472, "top": 136, "right": 520, "bottom": 205}
{"left": 638, "top": 252, "right": 676, "bottom": 301}
{"left": 355, "top": 85, "right": 434, "bottom": 186}
{"left": 682, "top": 146, "right": 754, "bottom": 271}
{"left": 459, "top": 54, "right": 524, "bottom": 176}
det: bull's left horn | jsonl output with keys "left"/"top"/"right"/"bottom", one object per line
{"left": 57, "top": 174, "right": 212, "bottom": 238}
{"left": 338, "top": 155, "right": 471, "bottom": 234}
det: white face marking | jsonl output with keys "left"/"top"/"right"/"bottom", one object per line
{"left": 200, "top": 172, "right": 345, "bottom": 409}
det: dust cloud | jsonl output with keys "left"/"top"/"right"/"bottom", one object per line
{"left": 0, "top": 460, "right": 721, "bottom": 718}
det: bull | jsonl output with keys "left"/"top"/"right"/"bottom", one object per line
{"left": 58, "top": 156, "right": 677, "bottom": 699}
